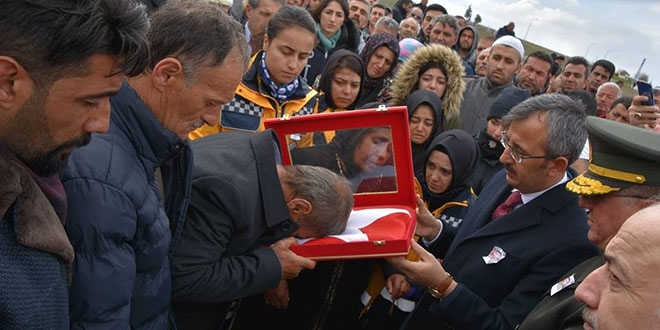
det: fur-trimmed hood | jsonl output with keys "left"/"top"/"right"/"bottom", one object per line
{"left": 387, "top": 44, "right": 465, "bottom": 131}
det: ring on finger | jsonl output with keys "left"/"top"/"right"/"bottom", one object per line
{"left": 634, "top": 112, "right": 643, "bottom": 119}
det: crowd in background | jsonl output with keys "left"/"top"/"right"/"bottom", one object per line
{"left": 2, "top": 0, "right": 660, "bottom": 330}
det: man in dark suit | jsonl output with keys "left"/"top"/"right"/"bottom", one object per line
{"left": 388, "top": 93, "right": 599, "bottom": 330}
{"left": 517, "top": 117, "right": 660, "bottom": 330}
{"left": 170, "top": 130, "right": 354, "bottom": 330}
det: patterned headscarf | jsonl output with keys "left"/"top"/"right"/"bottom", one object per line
{"left": 359, "top": 33, "right": 399, "bottom": 90}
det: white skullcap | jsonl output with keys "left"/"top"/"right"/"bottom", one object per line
{"left": 208, "top": 0, "right": 233, "bottom": 7}
{"left": 492, "top": 36, "right": 524, "bottom": 60}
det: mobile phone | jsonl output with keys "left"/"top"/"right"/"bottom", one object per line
{"left": 637, "top": 80, "right": 655, "bottom": 106}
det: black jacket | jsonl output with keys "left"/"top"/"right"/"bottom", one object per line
{"left": 302, "top": 19, "right": 360, "bottom": 87}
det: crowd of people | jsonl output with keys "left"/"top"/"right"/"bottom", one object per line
{"left": 2, "top": 0, "right": 660, "bottom": 330}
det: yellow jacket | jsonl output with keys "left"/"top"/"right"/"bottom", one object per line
{"left": 190, "top": 51, "right": 319, "bottom": 148}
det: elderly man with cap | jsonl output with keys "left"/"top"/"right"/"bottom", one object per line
{"left": 517, "top": 117, "right": 660, "bottom": 330}
{"left": 472, "top": 87, "right": 531, "bottom": 194}
{"left": 575, "top": 204, "right": 660, "bottom": 330}
{"left": 459, "top": 35, "right": 524, "bottom": 135}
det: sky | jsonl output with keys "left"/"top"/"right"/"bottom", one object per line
{"left": 432, "top": 0, "right": 660, "bottom": 85}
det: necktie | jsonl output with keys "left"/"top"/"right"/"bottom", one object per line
{"left": 491, "top": 190, "right": 523, "bottom": 220}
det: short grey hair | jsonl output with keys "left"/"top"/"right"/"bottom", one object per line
{"left": 399, "top": 17, "right": 420, "bottom": 36}
{"left": 281, "top": 165, "right": 354, "bottom": 237}
{"left": 375, "top": 16, "right": 399, "bottom": 36}
{"left": 503, "top": 94, "right": 587, "bottom": 164}
{"left": 432, "top": 14, "right": 459, "bottom": 38}
{"left": 597, "top": 81, "right": 623, "bottom": 99}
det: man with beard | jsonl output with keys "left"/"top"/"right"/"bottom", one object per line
{"left": 516, "top": 51, "right": 553, "bottom": 95}
{"left": 576, "top": 204, "right": 660, "bottom": 330}
{"left": 454, "top": 26, "right": 479, "bottom": 70}
{"left": 0, "top": 0, "right": 149, "bottom": 329}
{"left": 60, "top": 3, "right": 249, "bottom": 329}
{"left": 388, "top": 94, "right": 599, "bottom": 330}
{"left": 460, "top": 35, "right": 523, "bottom": 135}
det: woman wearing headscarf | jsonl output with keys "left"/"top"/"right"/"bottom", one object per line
{"left": 303, "top": 0, "right": 360, "bottom": 87}
{"left": 405, "top": 90, "right": 443, "bottom": 177}
{"left": 355, "top": 32, "right": 399, "bottom": 108}
{"left": 189, "top": 6, "right": 319, "bottom": 148}
{"left": 313, "top": 49, "right": 365, "bottom": 144}
{"left": 292, "top": 126, "right": 395, "bottom": 193}
{"left": 387, "top": 44, "right": 465, "bottom": 131}
{"left": 360, "top": 129, "right": 479, "bottom": 330}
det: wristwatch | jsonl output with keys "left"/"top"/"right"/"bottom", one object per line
{"left": 427, "top": 272, "right": 454, "bottom": 299}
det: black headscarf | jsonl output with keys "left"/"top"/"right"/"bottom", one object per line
{"left": 318, "top": 49, "right": 365, "bottom": 110}
{"left": 359, "top": 33, "right": 399, "bottom": 90}
{"left": 405, "top": 90, "right": 443, "bottom": 177}
{"left": 418, "top": 129, "right": 478, "bottom": 211}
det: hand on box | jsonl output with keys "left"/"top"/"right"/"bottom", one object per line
{"left": 271, "top": 237, "right": 317, "bottom": 279}
{"left": 387, "top": 240, "right": 451, "bottom": 291}
{"left": 264, "top": 280, "right": 290, "bottom": 310}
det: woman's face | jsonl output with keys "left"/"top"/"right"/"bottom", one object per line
{"left": 425, "top": 150, "right": 452, "bottom": 194}
{"left": 366, "top": 46, "right": 396, "bottom": 79}
{"left": 418, "top": 67, "right": 447, "bottom": 99}
{"left": 606, "top": 103, "right": 625, "bottom": 121}
{"left": 263, "top": 26, "right": 315, "bottom": 85}
{"left": 331, "top": 67, "right": 361, "bottom": 109}
{"left": 409, "top": 104, "right": 435, "bottom": 145}
{"left": 320, "top": 1, "right": 345, "bottom": 38}
{"left": 353, "top": 128, "right": 392, "bottom": 172}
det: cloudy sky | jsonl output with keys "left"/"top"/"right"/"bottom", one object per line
{"left": 433, "top": 0, "right": 659, "bottom": 84}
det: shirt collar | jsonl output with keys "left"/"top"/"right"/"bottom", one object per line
{"left": 514, "top": 172, "right": 570, "bottom": 205}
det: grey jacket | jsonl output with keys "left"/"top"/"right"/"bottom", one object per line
{"left": 459, "top": 76, "right": 514, "bottom": 135}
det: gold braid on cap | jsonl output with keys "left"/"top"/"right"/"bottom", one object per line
{"left": 566, "top": 175, "right": 622, "bottom": 195}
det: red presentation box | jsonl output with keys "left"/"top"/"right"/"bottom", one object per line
{"left": 264, "top": 106, "right": 416, "bottom": 260}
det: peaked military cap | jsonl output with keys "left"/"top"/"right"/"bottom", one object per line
{"left": 567, "top": 117, "right": 660, "bottom": 195}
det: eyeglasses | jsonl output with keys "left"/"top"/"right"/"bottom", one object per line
{"left": 411, "top": 14, "right": 423, "bottom": 20}
{"left": 500, "top": 130, "right": 556, "bottom": 163}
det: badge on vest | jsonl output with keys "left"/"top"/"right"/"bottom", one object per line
{"left": 482, "top": 246, "right": 506, "bottom": 264}
{"left": 550, "top": 274, "right": 576, "bottom": 296}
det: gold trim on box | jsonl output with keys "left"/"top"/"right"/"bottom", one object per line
{"left": 372, "top": 240, "right": 386, "bottom": 246}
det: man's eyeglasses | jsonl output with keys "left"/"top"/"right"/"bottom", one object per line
{"left": 500, "top": 130, "right": 557, "bottom": 163}
{"left": 411, "top": 14, "right": 422, "bottom": 20}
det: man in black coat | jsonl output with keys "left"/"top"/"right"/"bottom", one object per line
{"left": 388, "top": 94, "right": 599, "bottom": 330}
{"left": 170, "top": 130, "right": 354, "bottom": 330}
{"left": 517, "top": 116, "right": 660, "bottom": 330}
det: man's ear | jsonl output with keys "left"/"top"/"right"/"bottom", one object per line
{"left": 262, "top": 33, "right": 270, "bottom": 51}
{"left": 151, "top": 58, "right": 184, "bottom": 91}
{"left": 287, "top": 198, "right": 313, "bottom": 218}
{"left": 549, "top": 156, "right": 570, "bottom": 177}
{"left": 0, "top": 56, "right": 30, "bottom": 111}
